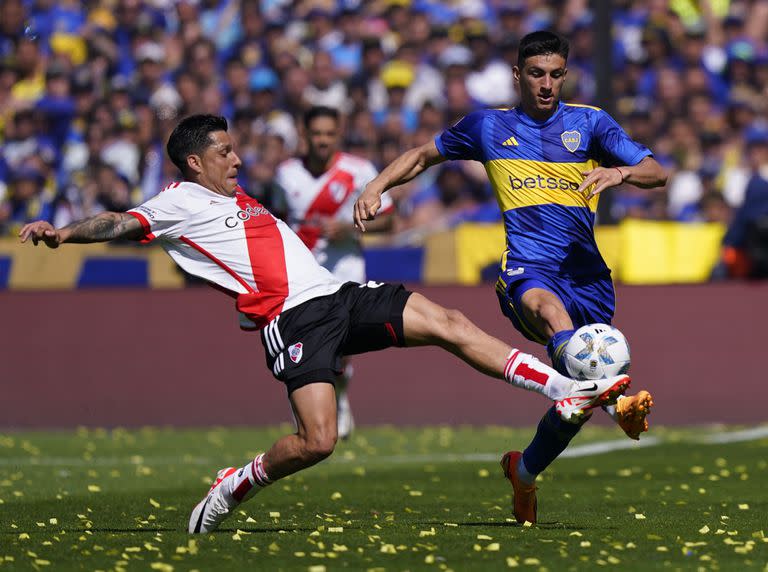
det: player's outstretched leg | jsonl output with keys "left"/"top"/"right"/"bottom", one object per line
{"left": 189, "top": 383, "right": 338, "bottom": 533}
{"left": 400, "top": 293, "right": 630, "bottom": 412}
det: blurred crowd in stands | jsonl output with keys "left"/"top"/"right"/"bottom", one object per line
{"left": 1, "top": 0, "right": 768, "bottom": 277}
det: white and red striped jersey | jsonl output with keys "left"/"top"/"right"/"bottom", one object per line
{"left": 127, "top": 181, "right": 342, "bottom": 330}
{"left": 276, "top": 152, "right": 392, "bottom": 281}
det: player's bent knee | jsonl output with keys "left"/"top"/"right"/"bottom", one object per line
{"left": 302, "top": 432, "right": 337, "bottom": 463}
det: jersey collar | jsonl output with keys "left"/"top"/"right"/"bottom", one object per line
{"left": 513, "top": 101, "right": 565, "bottom": 127}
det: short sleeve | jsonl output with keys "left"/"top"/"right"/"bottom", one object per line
{"left": 127, "top": 188, "right": 188, "bottom": 242}
{"left": 434, "top": 110, "right": 487, "bottom": 162}
{"left": 591, "top": 110, "right": 653, "bottom": 167}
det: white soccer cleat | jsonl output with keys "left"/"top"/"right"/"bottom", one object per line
{"left": 189, "top": 467, "right": 238, "bottom": 534}
{"left": 336, "top": 391, "right": 355, "bottom": 440}
{"left": 556, "top": 375, "right": 631, "bottom": 424}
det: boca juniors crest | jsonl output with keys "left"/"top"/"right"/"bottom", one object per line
{"left": 561, "top": 130, "right": 581, "bottom": 153}
{"left": 288, "top": 342, "right": 304, "bottom": 363}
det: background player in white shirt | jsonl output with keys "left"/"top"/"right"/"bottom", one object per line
{"left": 276, "top": 105, "right": 395, "bottom": 439}
{"left": 19, "top": 114, "right": 631, "bottom": 533}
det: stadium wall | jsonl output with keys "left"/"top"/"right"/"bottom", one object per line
{"left": 1, "top": 283, "right": 764, "bottom": 429}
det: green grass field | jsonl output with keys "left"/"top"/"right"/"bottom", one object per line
{"left": 0, "top": 425, "right": 766, "bottom": 571}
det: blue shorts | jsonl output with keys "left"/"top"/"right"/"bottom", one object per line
{"left": 495, "top": 267, "right": 615, "bottom": 345}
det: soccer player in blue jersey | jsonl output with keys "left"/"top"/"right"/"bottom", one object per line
{"left": 354, "top": 31, "right": 667, "bottom": 524}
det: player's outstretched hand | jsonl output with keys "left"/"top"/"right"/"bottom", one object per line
{"left": 19, "top": 220, "right": 63, "bottom": 248}
{"left": 353, "top": 184, "right": 383, "bottom": 232}
{"left": 577, "top": 166, "right": 625, "bottom": 199}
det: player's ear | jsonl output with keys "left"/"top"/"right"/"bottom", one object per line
{"left": 512, "top": 66, "right": 520, "bottom": 84}
{"left": 186, "top": 154, "right": 203, "bottom": 175}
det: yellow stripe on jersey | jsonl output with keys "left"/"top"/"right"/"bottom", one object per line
{"left": 485, "top": 158, "right": 599, "bottom": 212}
{"left": 564, "top": 103, "right": 602, "bottom": 111}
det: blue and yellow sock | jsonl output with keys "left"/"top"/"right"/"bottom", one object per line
{"left": 546, "top": 329, "right": 575, "bottom": 376}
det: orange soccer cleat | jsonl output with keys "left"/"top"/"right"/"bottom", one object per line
{"left": 616, "top": 390, "right": 654, "bottom": 440}
{"left": 500, "top": 451, "right": 538, "bottom": 525}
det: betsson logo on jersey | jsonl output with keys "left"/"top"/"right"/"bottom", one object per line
{"left": 224, "top": 204, "right": 271, "bottom": 228}
{"left": 508, "top": 175, "right": 580, "bottom": 191}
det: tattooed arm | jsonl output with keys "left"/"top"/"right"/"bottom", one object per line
{"left": 19, "top": 212, "right": 144, "bottom": 248}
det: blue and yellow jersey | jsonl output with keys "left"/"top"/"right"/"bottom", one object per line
{"left": 435, "top": 102, "right": 652, "bottom": 278}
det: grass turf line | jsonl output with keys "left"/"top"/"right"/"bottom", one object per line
{"left": 0, "top": 426, "right": 766, "bottom": 571}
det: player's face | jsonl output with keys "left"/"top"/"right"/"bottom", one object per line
{"left": 306, "top": 116, "right": 340, "bottom": 165}
{"left": 196, "top": 130, "right": 242, "bottom": 196}
{"left": 514, "top": 53, "right": 567, "bottom": 120}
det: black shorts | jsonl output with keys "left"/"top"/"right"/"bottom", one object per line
{"left": 260, "top": 281, "right": 412, "bottom": 393}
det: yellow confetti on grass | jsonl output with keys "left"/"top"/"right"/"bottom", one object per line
{"left": 477, "top": 534, "right": 493, "bottom": 540}
{"left": 419, "top": 528, "right": 436, "bottom": 537}
{"left": 48, "top": 518, "right": 57, "bottom": 525}
{"left": 149, "top": 498, "right": 160, "bottom": 508}
{"left": 634, "top": 514, "right": 646, "bottom": 520}
{"left": 331, "top": 492, "right": 342, "bottom": 500}
{"left": 308, "top": 566, "right": 326, "bottom": 572}
{"left": 478, "top": 469, "right": 489, "bottom": 477}
{"left": 738, "top": 504, "right": 749, "bottom": 510}
{"left": 87, "top": 485, "right": 101, "bottom": 493}
{"left": 699, "top": 525, "right": 710, "bottom": 534}
{"left": 328, "top": 527, "right": 343, "bottom": 533}
{"left": 506, "top": 557, "right": 519, "bottom": 567}
{"left": 486, "top": 543, "right": 500, "bottom": 551}
{"left": 269, "top": 512, "right": 280, "bottom": 518}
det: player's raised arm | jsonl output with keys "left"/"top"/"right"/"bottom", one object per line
{"left": 354, "top": 141, "right": 445, "bottom": 231}
{"left": 19, "top": 212, "right": 144, "bottom": 248}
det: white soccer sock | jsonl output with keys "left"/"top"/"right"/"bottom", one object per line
{"left": 228, "top": 453, "right": 273, "bottom": 502}
{"left": 504, "top": 349, "right": 572, "bottom": 400}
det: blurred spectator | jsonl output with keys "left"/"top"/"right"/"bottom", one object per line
{"left": 0, "top": 164, "right": 54, "bottom": 235}
{"left": 720, "top": 122, "right": 768, "bottom": 279}
{"left": 0, "top": 0, "right": 767, "bottom": 256}
{"left": 304, "top": 51, "right": 348, "bottom": 111}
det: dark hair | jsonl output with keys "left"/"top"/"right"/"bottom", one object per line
{"left": 517, "top": 31, "right": 569, "bottom": 67}
{"left": 166, "top": 114, "right": 228, "bottom": 175}
{"left": 303, "top": 105, "right": 339, "bottom": 129}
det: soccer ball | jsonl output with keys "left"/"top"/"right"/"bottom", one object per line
{"left": 563, "top": 323, "right": 631, "bottom": 380}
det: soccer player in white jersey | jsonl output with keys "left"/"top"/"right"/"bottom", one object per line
{"left": 276, "top": 106, "right": 394, "bottom": 439}
{"left": 20, "top": 114, "right": 631, "bottom": 533}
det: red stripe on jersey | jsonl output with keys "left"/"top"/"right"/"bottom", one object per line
{"left": 296, "top": 157, "right": 356, "bottom": 250}
{"left": 384, "top": 322, "right": 397, "bottom": 344}
{"left": 126, "top": 211, "right": 156, "bottom": 243}
{"left": 179, "top": 236, "right": 256, "bottom": 293}
{"left": 234, "top": 193, "right": 289, "bottom": 329}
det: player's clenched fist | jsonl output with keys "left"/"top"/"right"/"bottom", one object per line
{"left": 19, "top": 220, "right": 62, "bottom": 248}
{"left": 353, "top": 184, "right": 382, "bottom": 232}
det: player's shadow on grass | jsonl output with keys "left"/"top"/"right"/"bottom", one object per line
{"left": 421, "top": 520, "right": 608, "bottom": 530}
